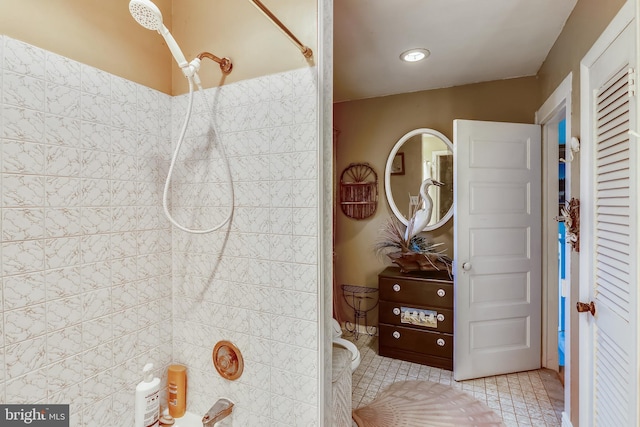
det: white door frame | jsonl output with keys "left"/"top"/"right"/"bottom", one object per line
{"left": 579, "top": 2, "right": 637, "bottom": 426}
{"left": 535, "top": 72, "right": 572, "bottom": 426}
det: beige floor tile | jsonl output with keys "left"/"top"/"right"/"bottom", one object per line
{"left": 347, "top": 334, "right": 564, "bottom": 427}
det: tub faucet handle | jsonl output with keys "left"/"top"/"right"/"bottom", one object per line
{"left": 202, "top": 398, "right": 234, "bottom": 427}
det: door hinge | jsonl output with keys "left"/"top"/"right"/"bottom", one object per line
{"left": 628, "top": 67, "right": 636, "bottom": 97}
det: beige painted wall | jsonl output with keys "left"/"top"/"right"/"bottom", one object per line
{"left": 537, "top": 0, "right": 626, "bottom": 424}
{"left": 333, "top": 76, "right": 540, "bottom": 323}
{"left": 172, "top": 0, "right": 317, "bottom": 95}
{"left": 538, "top": 0, "right": 627, "bottom": 135}
{"left": 0, "top": 0, "right": 318, "bottom": 95}
{"left": 0, "top": 0, "right": 174, "bottom": 93}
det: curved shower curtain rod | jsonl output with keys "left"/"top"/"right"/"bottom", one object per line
{"left": 247, "top": 0, "right": 313, "bottom": 59}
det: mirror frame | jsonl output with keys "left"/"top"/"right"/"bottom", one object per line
{"left": 384, "top": 128, "right": 454, "bottom": 232}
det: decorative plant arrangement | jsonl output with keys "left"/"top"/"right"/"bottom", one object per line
{"left": 374, "top": 200, "right": 452, "bottom": 275}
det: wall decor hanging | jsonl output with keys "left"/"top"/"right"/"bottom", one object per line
{"left": 340, "top": 163, "right": 378, "bottom": 220}
{"left": 562, "top": 197, "right": 580, "bottom": 252}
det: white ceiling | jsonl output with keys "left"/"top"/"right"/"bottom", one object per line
{"left": 334, "top": 0, "right": 578, "bottom": 103}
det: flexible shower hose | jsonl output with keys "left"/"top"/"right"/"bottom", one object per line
{"left": 162, "top": 75, "right": 234, "bottom": 234}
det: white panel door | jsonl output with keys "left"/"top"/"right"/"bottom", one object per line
{"left": 579, "top": 3, "right": 638, "bottom": 425}
{"left": 454, "top": 119, "right": 541, "bottom": 381}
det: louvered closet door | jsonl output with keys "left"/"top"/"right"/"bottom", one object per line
{"left": 580, "top": 11, "right": 638, "bottom": 426}
{"left": 593, "top": 65, "right": 635, "bottom": 427}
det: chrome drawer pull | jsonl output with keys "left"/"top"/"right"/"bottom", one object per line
{"left": 393, "top": 308, "right": 401, "bottom": 315}
{"left": 437, "top": 338, "right": 445, "bottom": 347}
{"left": 393, "top": 284, "right": 401, "bottom": 292}
{"left": 437, "top": 314, "right": 445, "bottom": 322}
{"left": 392, "top": 331, "right": 401, "bottom": 339}
{"left": 437, "top": 289, "right": 445, "bottom": 297}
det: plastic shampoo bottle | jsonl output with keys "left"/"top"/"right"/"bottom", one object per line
{"left": 135, "top": 363, "right": 160, "bottom": 427}
{"left": 167, "top": 364, "right": 187, "bottom": 417}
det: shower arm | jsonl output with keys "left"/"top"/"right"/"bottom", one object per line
{"left": 247, "top": 0, "right": 313, "bottom": 59}
{"left": 196, "top": 52, "right": 233, "bottom": 75}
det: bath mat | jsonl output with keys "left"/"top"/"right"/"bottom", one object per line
{"left": 352, "top": 380, "right": 506, "bottom": 427}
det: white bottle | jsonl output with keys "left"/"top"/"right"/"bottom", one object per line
{"left": 135, "top": 363, "right": 160, "bottom": 427}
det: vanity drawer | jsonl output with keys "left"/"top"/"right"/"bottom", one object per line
{"left": 379, "top": 301, "right": 453, "bottom": 333}
{"left": 378, "top": 324, "right": 453, "bottom": 359}
{"left": 379, "top": 276, "right": 453, "bottom": 308}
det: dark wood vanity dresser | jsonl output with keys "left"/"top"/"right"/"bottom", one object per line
{"left": 378, "top": 267, "right": 454, "bottom": 370}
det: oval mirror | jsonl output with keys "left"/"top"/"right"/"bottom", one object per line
{"left": 384, "top": 128, "right": 454, "bottom": 232}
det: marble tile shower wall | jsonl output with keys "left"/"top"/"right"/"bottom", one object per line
{"left": 171, "top": 68, "right": 320, "bottom": 426}
{"left": 0, "top": 36, "right": 174, "bottom": 426}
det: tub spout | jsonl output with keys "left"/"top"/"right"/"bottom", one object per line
{"left": 202, "top": 398, "right": 234, "bottom": 427}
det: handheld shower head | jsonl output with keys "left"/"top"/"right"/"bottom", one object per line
{"left": 129, "top": 0, "right": 190, "bottom": 70}
{"left": 129, "top": 0, "right": 163, "bottom": 31}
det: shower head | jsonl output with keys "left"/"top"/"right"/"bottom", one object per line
{"left": 129, "top": 0, "right": 163, "bottom": 31}
{"left": 129, "top": 0, "right": 190, "bottom": 70}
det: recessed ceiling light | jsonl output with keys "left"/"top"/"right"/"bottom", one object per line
{"left": 400, "top": 48, "right": 430, "bottom": 63}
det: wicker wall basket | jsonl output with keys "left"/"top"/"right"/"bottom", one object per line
{"left": 340, "top": 163, "right": 378, "bottom": 220}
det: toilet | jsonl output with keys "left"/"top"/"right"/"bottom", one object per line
{"left": 332, "top": 319, "right": 361, "bottom": 372}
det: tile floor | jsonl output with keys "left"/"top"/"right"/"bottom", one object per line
{"left": 348, "top": 333, "right": 565, "bottom": 427}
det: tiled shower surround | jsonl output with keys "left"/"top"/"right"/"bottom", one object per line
{"left": 0, "top": 35, "right": 321, "bottom": 426}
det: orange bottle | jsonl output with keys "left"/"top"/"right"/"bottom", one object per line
{"left": 167, "top": 364, "right": 187, "bottom": 418}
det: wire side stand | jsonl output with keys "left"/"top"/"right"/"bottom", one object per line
{"left": 341, "top": 284, "right": 378, "bottom": 340}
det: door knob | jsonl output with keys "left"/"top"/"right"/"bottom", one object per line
{"left": 462, "top": 262, "right": 472, "bottom": 271}
{"left": 576, "top": 301, "right": 596, "bottom": 316}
